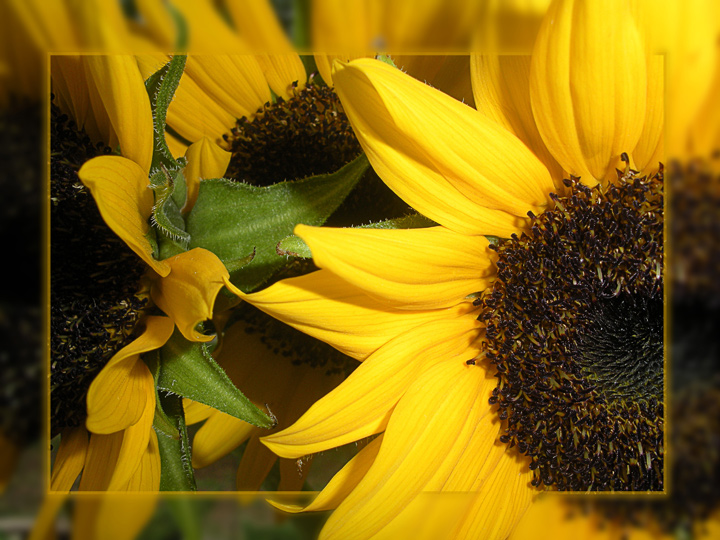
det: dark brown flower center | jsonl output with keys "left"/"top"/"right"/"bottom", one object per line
{"left": 479, "top": 166, "right": 664, "bottom": 492}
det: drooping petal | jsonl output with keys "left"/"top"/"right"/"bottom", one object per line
{"left": 78, "top": 155, "right": 171, "bottom": 277}
{"left": 269, "top": 435, "right": 384, "bottom": 514}
{"left": 236, "top": 436, "right": 278, "bottom": 491}
{"left": 192, "top": 411, "right": 254, "bottom": 468}
{"left": 183, "top": 399, "right": 214, "bottom": 425}
{"left": 229, "top": 269, "right": 479, "bottom": 361}
{"left": 94, "top": 494, "right": 158, "bottom": 539}
{"left": 151, "top": 248, "right": 230, "bottom": 342}
{"left": 530, "top": 0, "right": 647, "bottom": 183}
{"left": 332, "top": 58, "right": 554, "bottom": 237}
{"left": 83, "top": 55, "right": 154, "bottom": 172}
{"left": 262, "top": 315, "right": 482, "bottom": 458}
{"left": 106, "top": 382, "right": 156, "bottom": 490}
{"left": 295, "top": 224, "right": 496, "bottom": 309}
{"left": 121, "top": 432, "right": 161, "bottom": 491}
{"left": 50, "top": 427, "right": 89, "bottom": 491}
{"left": 86, "top": 316, "right": 174, "bottom": 434}
{"left": 317, "top": 358, "right": 492, "bottom": 540}
{"left": 78, "top": 432, "right": 123, "bottom": 491}
{"left": 182, "top": 136, "right": 231, "bottom": 213}
{"left": 27, "top": 494, "right": 67, "bottom": 540}
{"left": 471, "top": 54, "right": 565, "bottom": 188}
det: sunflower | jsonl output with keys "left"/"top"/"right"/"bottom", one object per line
{"left": 49, "top": 54, "right": 274, "bottom": 491}
{"left": 228, "top": 0, "right": 664, "bottom": 537}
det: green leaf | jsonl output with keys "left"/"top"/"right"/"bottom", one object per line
{"left": 156, "top": 328, "right": 274, "bottom": 428}
{"left": 145, "top": 55, "right": 187, "bottom": 170}
{"left": 155, "top": 391, "right": 197, "bottom": 491}
{"left": 186, "top": 152, "right": 370, "bottom": 292}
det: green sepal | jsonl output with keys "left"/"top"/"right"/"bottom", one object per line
{"left": 165, "top": 499, "right": 202, "bottom": 540}
{"left": 376, "top": 54, "right": 397, "bottom": 68}
{"left": 145, "top": 349, "right": 196, "bottom": 491}
{"left": 154, "top": 392, "right": 196, "bottom": 491}
{"left": 361, "top": 213, "right": 436, "bottom": 230}
{"left": 276, "top": 235, "right": 313, "bottom": 258}
{"left": 166, "top": 3, "right": 189, "bottom": 51}
{"left": 155, "top": 328, "right": 274, "bottom": 428}
{"left": 150, "top": 166, "right": 190, "bottom": 256}
{"left": 276, "top": 212, "right": 436, "bottom": 259}
{"left": 485, "top": 235, "right": 503, "bottom": 246}
{"left": 186, "top": 152, "right": 370, "bottom": 292}
{"left": 145, "top": 54, "right": 187, "bottom": 170}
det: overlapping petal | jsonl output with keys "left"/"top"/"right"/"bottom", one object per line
{"left": 332, "top": 58, "right": 554, "bottom": 238}
{"left": 317, "top": 359, "right": 492, "bottom": 540}
{"left": 50, "top": 427, "right": 88, "bottom": 491}
{"left": 78, "top": 155, "right": 171, "bottom": 277}
{"left": 231, "top": 269, "right": 479, "bottom": 361}
{"left": 262, "top": 316, "right": 482, "bottom": 458}
{"left": 295, "top": 224, "right": 496, "bottom": 309}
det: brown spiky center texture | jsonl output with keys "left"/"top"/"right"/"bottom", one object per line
{"left": 51, "top": 102, "right": 148, "bottom": 436}
{"left": 480, "top": 169, "right": 664, "bottom": 492}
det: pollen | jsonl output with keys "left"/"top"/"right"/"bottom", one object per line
{"left": 480, "top": 166, "right": 664, "bottom": 491}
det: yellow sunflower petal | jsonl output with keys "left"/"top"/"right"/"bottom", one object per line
{"left": 182, "top": 136, "right": 231, "bottom": 213}
{"left": 471, "top": 54, "right": 565, "bottom": 187}
{"left": 530, "top": 0, "right": 647, "bottom": 183}
{"left": 121, "top": 432, "right": 161, "bottom": 491}
{"left": 27, "top": 494, "right": 67, "bottom": 540}
{"left": 224, "top": 0, "right": 307, "bottom": 99}
{"left": 83, "top": 55, "right": 154, "bottom": 172}
{"left": 86, "top": 316, "right": 174, "bottom": 434}
{"left": 633, "top": 56, "right": 664, "bottom": 172}
{"left": 151, "top": 248, "right": 230, "bottom": 342}
{"left": 78, "top": 432, "right": 123, "bottom": 491}
{"left": 261, "top": 315, "right": 482, "bottom": 459}
{"left": 332, "top": 58, "right": 554, "bottom": 237}
{"left": 192, "top": 411, "right": 254, "bottom": 468}
{"left": 183, "top": 55, "right": 271, "bottom": 122}
{"left": 50, "top": 427, "right": 88, "bottom": 491}
{"left": 107, "top": 384, "right": 156, "bottom": 490}
{"left": 295, "top": 224, "right": 495, "bottom": 309}
{"left": 94, "top": 494, "right": 158, "bottom": 539}
{"left": 228, "top": 269, "right": 479, "bottom": 361}
{"left": 314, "top": 54, "right": 369, "bottom": 88}
{"left": 269, "top": 435, "right": 384, "bottom": 514}
{"left": 318, "top": 358, "right": 491, "bottom": 540}
{"left": 78, "top": 155, "right": 171, "bottom": 277}
{"left": 135, "top": 54, "right": 237, "bottom": 145}
{"left": 236, "top": 436, "right": 277, "bottom": 491}
{"left": 451, "top": 452, "right": 535, "bottom": 540}
{"left": 134, "top": 0, "right": 176, "bottom": 48}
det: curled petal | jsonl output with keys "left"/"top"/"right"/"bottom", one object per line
{"left": 333, "top": 58, "right": 553, "bottom": 237}
{"left": 50, "top": 427, "right": 88, "bottom": 491}
{"left": 78, "top": 156, "right": 171, "bottom": 277}
{"left": 151, "top": 248, "right": 230, "bottom": 342}
{"left": 86, "top": 316, "right": 174, "bottom": 434}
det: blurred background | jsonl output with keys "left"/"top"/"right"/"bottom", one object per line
{"left": 2, "top": 0, "right": 718, "bottom": 538}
